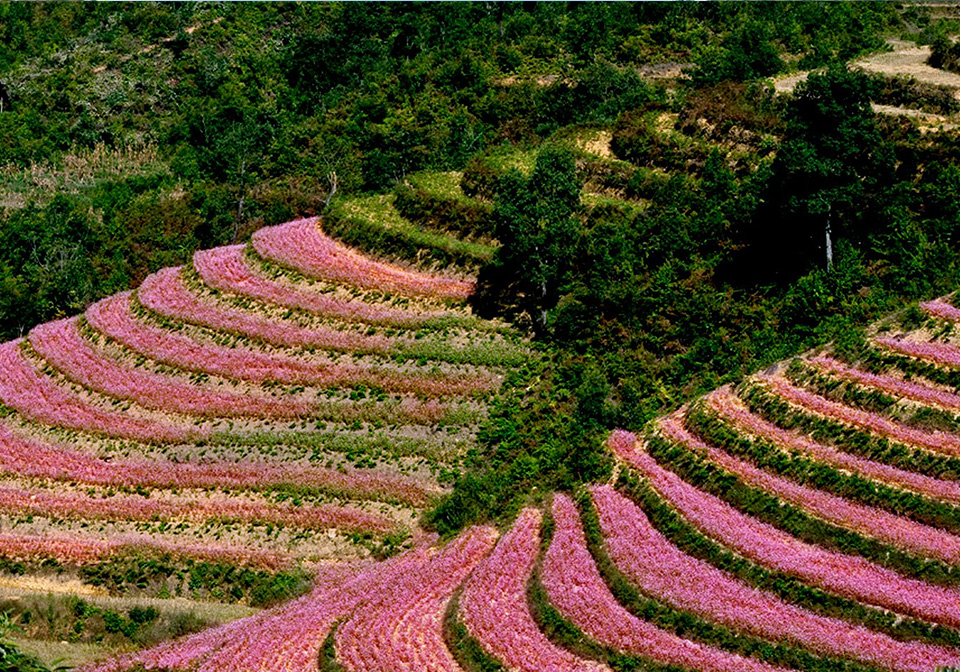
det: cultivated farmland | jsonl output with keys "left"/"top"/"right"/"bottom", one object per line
{"left": 0, "top": 212, "right": 530, "bottom": 663}
{"left": 81, "top": 279, "right": 960, "bottom": 671}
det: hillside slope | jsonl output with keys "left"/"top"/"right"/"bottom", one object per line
{"left": 80, "top": 280, "right": 960, "bottom": 671}
{"left": 0, "top": 214, "right": 529, "bottom": 662}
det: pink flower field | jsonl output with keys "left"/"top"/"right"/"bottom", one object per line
{"left": 0, "top": 215, "right": 522, "bottom": 641}
{"left": 252, "top": 218, "right": 474, "bottom": 301}
{"left": 13, "top": 213, "right": 960, "bottom": 672}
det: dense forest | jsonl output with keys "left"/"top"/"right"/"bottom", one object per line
{"left": 3, "top": 1, "right": 960, "bottom": 537}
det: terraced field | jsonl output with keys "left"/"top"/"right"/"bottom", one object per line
{"left": 0, "top": 203, "right": 532, "bottom": 663}
{"left": 78, "top": 275, "right": 960, "bottom": 669}
{"left": 12, "top": 165, "right": 960, "bottom": 670}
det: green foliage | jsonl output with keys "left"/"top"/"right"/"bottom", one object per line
{"left": 426, "top": 357, "right": 613, "bottom": 536}
{"left": 474, "top": 147, "right": 583, "bottom": 331}
{"left": 747, "top": 65, "right": 893, "bottom": 279}
{"left": 324, "top": 193, "right": 493, "bottom": 271}
{"left": 928, "top": 32, "right": 960, "bottom": 73}
{"left": 393, "top": 173, "right": 493, "bottom": 240}
{"left": 693, "top": 18, "right": 784, "bottom": 86}
{"left": 866, "top": 73, "right": 960, "bottom": 115}
{"left": 76, "top": 555, "right": 311, "bottom": 607}
{"left": 0, "top": 640, "right": 51, "bottom": 672}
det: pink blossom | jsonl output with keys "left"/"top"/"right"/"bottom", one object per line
{"left": 29, "top": 317, "right": 307, "bottom": 418}
{"left": 337, "top": 526, "right": 497, "bottom": 672}
{"left": 0, "top": 419, "right": 439, "bottom": 506}
{"left": 762, "top": 373, "right": 960, "bottom": 457}
{"left": 0, "top": 483, "right": 396, "bottom": 534}
{"left": 657, "top": 412, "right": 960, "bottom": 565}
{"left": 592, "top": 483, "right": 960, "bottom": 672}
{"left": 81, "top": 556, "right": 412, "bottom": 672}
{"left": 459, "top": 508, "right": 608, "bottom": 672}
{"left": 252, "top": 218, "right": 474, "bottom": 301}
{"left": 194, "top": 245, "right": 463, "bottom": 327}
{"left": 875, "top": 335, "right": 960, "bottom": 370}
{"left": 0, "top": 530, "right": 290, "bottom": 570}
{"left": 87, "top": 291, "right": 495, "bottom": 397}
{"left": 0, "top": 339, "right": 200, "bottom": 443}
{"left": 544, "top": 494, "right": 788, "bottom": 672}
{"left": 705, "top": 386, "right": 960, "bottom": 503}
{"left": 140, "top": 266, "right": 397, "bottom": 352}
{"left": 921, "top": 299, "right": 960, "bottom": 322}
{"left": 811, "top": 354, "right": 960, "bottom": 412}
{"left": 632, "top": 420, "right": 960, "bottom": 629}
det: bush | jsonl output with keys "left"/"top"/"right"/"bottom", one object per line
{"left": 393, "top": 181, "right": 492, "bottom": 239}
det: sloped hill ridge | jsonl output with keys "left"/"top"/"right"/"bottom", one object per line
{"left": 83, "top": 293, "right": 960, "bottom": 669}
{"left": 0, "top": 214, "right": 529, "bottom": 594}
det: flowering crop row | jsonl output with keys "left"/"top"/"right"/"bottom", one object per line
{"left": 252, "top": 218, "right": 474, "bottom": 301}
{"left": 657, "top": 413, "right": 960, "bottom": 565}
{"left": 0, "top": 483, "right": 396, "bottom": 534}
{"left": 644, "top": 418, "right": 960, "bottom": 628}
{"left": 591, "top": 482, "right": 960, "bottom": 672}
{"left": 811, "top": 354, "right": 960, "bottom": 411}
{"left": 543, "top": 494, "right": 788, "bottom": 672}
{"left": 0, "top": 339, "right": 200, "bottom": 444}
{"left": 874, "top": 335, "right": 960, "bottom": 370}
{"left": 87, "top": 291, "right": 495, "bottom": 397}
{"left": 83, "top": 556, "right": 412, "bottom": 672}
{"left": 141, "top": 266, "right": 521, "bottom": 368}
{"left": 921, "top": 299, "right": 960, "bottom": 321}
{"left": 336, "top": 525, "right": 497, "bottom": 672}
{"left": 761, "top": 373, "right": 960, "bottom": 457}
{"left": 30, "top": 317, "right": 306, "bottom": 418}
{"left": 193, "top": 245, "right": 459, "bottom": 327}
{"left": 0, "top": 530, "right": 290, "bottom": 570}
{"left": 706, "top": 388, "right": 960, "bottom": 503}
{"left": 140, "top": 266, "right": 399, "bottom": 352}
{"left": 190, "top": 552, "right": 424, "bottom": 672}
{"left": 459, "top": 507, "right": 608, "bottom": 672}
{"left": 0, "top": 420, "right": 439, "bottom": 506}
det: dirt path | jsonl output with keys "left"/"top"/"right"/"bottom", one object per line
{"left": 773, "top": 38, "right": 960, "bottom": 97}
{"left": 855, "top": 39, "right": 960, "bottom": 92}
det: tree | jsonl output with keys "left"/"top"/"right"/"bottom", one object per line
{"left": 474, "top": 147, "right": 582, "bottom": 333}
{"left": 741, "top": 65, "right": 893, "bottom": 281}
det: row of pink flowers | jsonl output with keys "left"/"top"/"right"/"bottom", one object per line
{"left": 82, "top": 556, "right": 409, "bottom": 672}
{"left": 811, "top": 354, "right": 960, "bottom": 412}
{"left": 544, "top": 493, "right": 788, "bottom": 672}
{"left": 591, "top": 478, "right": 960, "bottom": 672}
{"left": 874, "top": 335, "right": 960, "bottom": 370}
{"left": 0, "top": 530, "right": 290, "bottom": 571}
{"left": 87, "top": 291, "right": 495, "bottom": 397}
{"left": 0, "top": 483, "right": 396, "bottom": 534}
{"left": 761, "top": 373, "right": 960, "bottom": 457}
{"left": 0, "top": 339, "right": 200, "bottom": 444}
{"left": 705, "top": 387, "right": 960, "bottom": 504}
{"left": 920, "top": 298, "right": 960, "bottom": 321}
{"left": 193, "top": 245, "right": 461, "bottom": 327}
{"left": 658, "top": 412, "right": 960, "bottom": 565}
{"left": 336, "top": 525, "right": 497, "bottom": 672}
{"left": 252, "top": 218, "right": 474, "bottom": 301}
{"left": 0, "top": 420, "right": 440, "bottom": 506}
{"left": 459, "top": 507, "right": 608, "bottom": 672}
{"left": 140, "top": 266, "right": 398, "bottom": 353}
{"left": 647, "top": 418, "right": 960, "bottom": 629}
{"left": 30, "top": 317, "right": 308, "bottom": 418}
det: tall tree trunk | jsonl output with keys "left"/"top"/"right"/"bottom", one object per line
{"left": 825, "top": 204, "right": 833, "bottom": 271}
